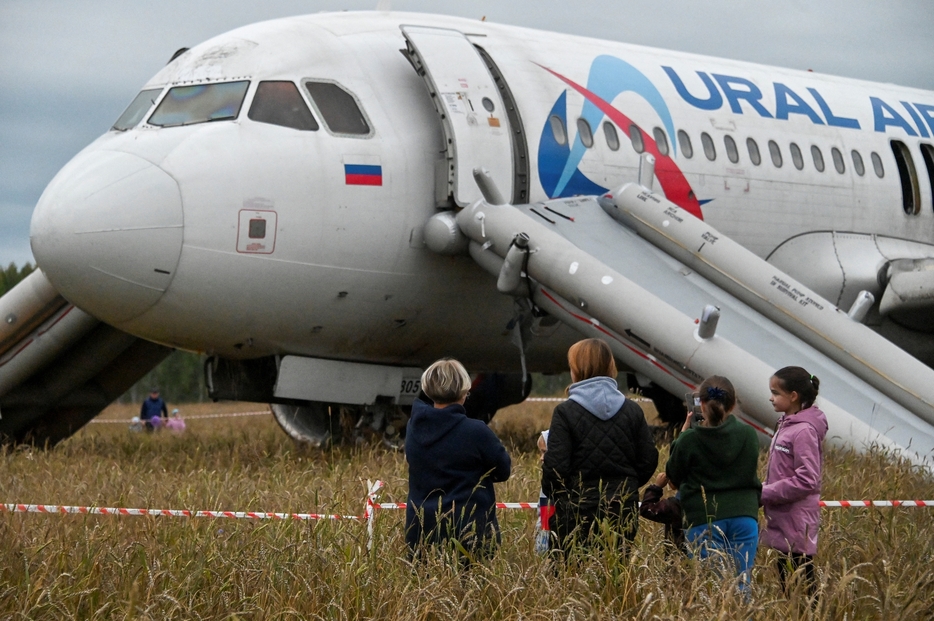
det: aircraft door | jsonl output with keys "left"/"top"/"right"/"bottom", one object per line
{"left": 402, "top": 26, "right": 514, "bottom": 207}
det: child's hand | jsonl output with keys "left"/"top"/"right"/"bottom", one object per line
{"left": 655, "top": 472, "right": 668, "bottom": 487}
{"left": 681, "top": 411, "right": 693, "bottom": 432}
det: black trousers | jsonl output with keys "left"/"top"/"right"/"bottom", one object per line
{"left": 776, "top": 552, "right": 816, "bottom": 597}
{"left": 550, "top": 497, "right": 638, "bottom": 554}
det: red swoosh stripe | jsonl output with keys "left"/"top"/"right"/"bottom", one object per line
{"left": 539, "top": 64, "right": 703, "bottom": 220}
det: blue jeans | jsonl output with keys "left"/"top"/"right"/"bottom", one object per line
{"left": 686, "top": 516, "right": 758, "bottom": 593}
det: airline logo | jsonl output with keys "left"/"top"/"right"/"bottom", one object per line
{"left": 344, "top": 164, "right": 383, "bottom": 186}
{"left": 662, "top": 66, "right": 934, "bottom": 137}
{"left": 537, "top": 57, "right": 934, "bottom": 215}
{"left": 538, "top": 56, "right": 703, "bottom": 219}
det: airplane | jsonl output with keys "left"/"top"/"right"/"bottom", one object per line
{"left": 1, "top": 11, "right": 933, "bottom": 465}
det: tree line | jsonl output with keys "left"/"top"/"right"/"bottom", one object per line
{"left": 0, "top": 262, "right": 35, "bottom": 297}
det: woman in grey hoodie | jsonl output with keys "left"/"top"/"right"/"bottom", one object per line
{"left": 542, "top": 339, "right": 659, "bottom": 554}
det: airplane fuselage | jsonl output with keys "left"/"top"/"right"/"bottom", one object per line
{"left": 29, "top": 12, "right": 934, "bottom": 374}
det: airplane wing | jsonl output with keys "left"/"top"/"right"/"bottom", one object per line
{"left": 879, "top": 258, "right": 934, "bottom": 331}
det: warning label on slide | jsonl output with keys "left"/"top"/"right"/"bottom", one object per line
{"left": 770, "top": 275, "right": 825, "bottom": 311}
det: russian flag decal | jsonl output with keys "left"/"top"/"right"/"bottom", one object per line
{"left": 344, "top": 164, "right": 382, "bottom": 186}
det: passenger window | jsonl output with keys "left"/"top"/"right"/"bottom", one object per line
{"left": 811, "top": 145, "right": 825, "bottom": 172}
{"left": 304, "top": 81, "right": 370, "bottom": 135}
{"left": 549, "top": 115, "right": 567, "bottom": 146}
{"left": 852, "top": 150, "right": 865, "bottom": 176}
{"left": 746, "top": 138, "right": 761, "bottom": 166}
{"left": 790, "top": 142, "right": 804, "bottom": 170}
{"left": 149, "top": 81, "right": 250, "bottom": 127}
{"left": 113, "top": 88, "right": 162, "bottom": 131}
{"left": 577, "top": 118, "right": 594, "bottom": 148}
{"left": 891, "top": 140, "right": 921, "bottom": 214}
{"left": 248, "top": 81, "right": 318, "bottom": 131}
{"left": 701, "top": 132, "right": 716, "bottom": 160}
{"left": 831, "top": 147, "right": 845, "bottom": 174}
{"left": 768, "top": 140, "right": 783, "bottom": 168}
{"left": 920, "top": 144, "right": 934, "bottom": 212}
{"left": 871, "top": 151, "right": 885, "bottom": 177}
{"left": 724, "top": 135, "right": 739, "bottom": 163}
{"left": 630, "top": 125, "right": 645, "bottom": 153}
{"left": 653, "top": 127, "right": 670, "bottom": 156}
{"left": 678, "top": 130, "right": 693, "bottom": 158}
{"left": 603, "top": 122, "right": 620, "bottom": 151}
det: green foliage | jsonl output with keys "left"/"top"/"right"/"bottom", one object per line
{"left": 0, "top": 262, "right": 35, "bottom": 297}
{"left": 531, "top": 372, "right": 571, "bottom": 396}
{"left": 120, "top": 351, "right": 206, "bottom": 404}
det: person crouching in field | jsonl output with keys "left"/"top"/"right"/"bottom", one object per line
{"left": 665, "top": 376, "right": 761, "bottom": 594}
{"left": 542, "top": 338, "right": 658, "bottom": 557}
{"left": 762, "top": 367, "right": 827, "bottom": 599}
{"left": 404, "top": 358, "right": 512, "bottom": 563}
{"left": 165, "top": 408, "right": 186, "bottom": 432}
{"left": 140, "top": 388, "right": 168, "bottom": 431}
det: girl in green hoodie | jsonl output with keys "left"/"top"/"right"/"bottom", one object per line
{"left": 666, "top": 375, "right": 762, "bottom": 594}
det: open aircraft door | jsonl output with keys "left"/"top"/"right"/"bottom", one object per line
{"left": 402, "top": 26, "right": 516, "bottom": 207}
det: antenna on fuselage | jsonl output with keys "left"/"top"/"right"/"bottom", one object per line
{"left": 376, "top": 0, "right": 391, "bottom": 11}
{"left": 168, "top": 48, "right": 189, "bottom": 64}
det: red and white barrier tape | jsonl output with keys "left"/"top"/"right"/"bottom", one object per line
{"left": 374, "top": 500, "right": 934, "bottom": 510}
{"left": 1, "top": 503, "right": 358, "bottom": 520}
{"left": 364, "top": 480, "right": 384, "bottom": 551}
{"left": 818, "top": 500, "right": 934, "bottom": 507}
{"left": 374, "top": 502, "right": 539, "bottom": 510}
{"left": 7, "top": 499, "right": 932, "bottom": 521}
{"left": 5, "top": 473, "right": 933, "bottom": 525}
{"left": 6, "top": 482, "right": 933, "bottom": 552}
{"left": 89, "top": 410, "right": 270, "bottom": 423}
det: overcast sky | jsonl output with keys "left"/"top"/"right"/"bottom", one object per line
{"left": 2, "top": 0, "right": 932, "bottom": 268}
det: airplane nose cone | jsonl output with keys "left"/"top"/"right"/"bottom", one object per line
{"left": 30, "top": 150, "right": 183, "bottom": 325}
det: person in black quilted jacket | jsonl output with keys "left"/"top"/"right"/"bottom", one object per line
{"left": 542, "top": 338, "right": 659, "bottom": 555}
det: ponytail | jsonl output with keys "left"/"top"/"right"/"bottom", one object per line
{"left": 698, "top": 375, "right": 736, "bottom": 426}
{"left": 773, "top": 366, "right": 820, "bottom": 409}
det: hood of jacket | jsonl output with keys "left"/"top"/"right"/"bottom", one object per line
{"left": 568, "top": 376, "right": 625, "bottom": 421}
{"left": 691, "top": 415, "right": 758, "bottom": 468}
{"left": 779, "top": 404, "right": 828, "bottom": 440}
{"left": 406, "top": 398, "right": 467, "bottom": 446}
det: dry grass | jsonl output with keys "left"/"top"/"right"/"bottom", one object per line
{"left": 1, "top": 400, "right": 932, "bottom": 620}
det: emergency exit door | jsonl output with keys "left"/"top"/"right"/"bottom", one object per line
{"left": 402, "top": 25, "right": 515, "bottom": 207}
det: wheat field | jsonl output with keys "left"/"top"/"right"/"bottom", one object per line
{"left": 1, "top": 400, "right": 933, "bottom": 620}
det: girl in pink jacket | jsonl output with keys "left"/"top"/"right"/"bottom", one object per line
{"left": 762, "top": 366, "right": 828, "bottom": 598}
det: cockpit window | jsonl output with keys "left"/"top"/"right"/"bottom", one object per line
{"left": 148, "top": 81, "right": 250, "bottom": 127}
{"left": 304, "top": 81, "right": 371, "bottom": 135}
{"left": 248, "top": 81, "right": 319, "bottom": 131}
{"left": 112, "top": 88, "right": 163, "bottom": 131}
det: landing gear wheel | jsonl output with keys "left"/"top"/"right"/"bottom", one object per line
{"left": 271, "top": 402, "right": 342, "bottom": 448}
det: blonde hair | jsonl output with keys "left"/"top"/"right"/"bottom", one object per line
{"left": 568, "top": 338, "right": 617, "bottom": 382}
{"left": 421, "top": 358, "right": 471, "bottom": 404}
